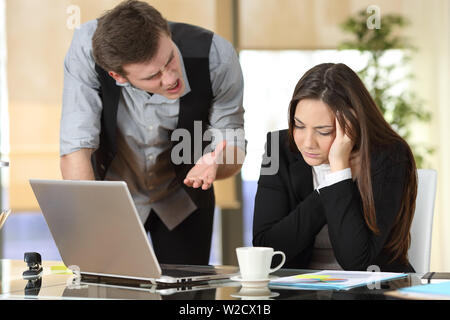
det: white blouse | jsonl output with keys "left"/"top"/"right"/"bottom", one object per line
{"left": 308, "top": 165, "right": 352, "bottom": 270}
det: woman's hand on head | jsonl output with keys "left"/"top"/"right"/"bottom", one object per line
{"left": 328, "top": 116, "right": 354, "bottom": 172}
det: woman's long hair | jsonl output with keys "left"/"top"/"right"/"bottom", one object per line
{"left": 287, "top": 63, "right": 417, "bottom": 264}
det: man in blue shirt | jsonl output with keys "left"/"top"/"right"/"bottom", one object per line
{"left": 60, "top": 0, "right": 245, "bottom": 264}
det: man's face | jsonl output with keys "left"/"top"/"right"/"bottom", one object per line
{"left": 109, "top": 33, "right": 185, "bottom": 99}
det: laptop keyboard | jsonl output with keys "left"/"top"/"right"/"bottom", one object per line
{"left": 161, "top": 268, "right": 216, "bottom": 278}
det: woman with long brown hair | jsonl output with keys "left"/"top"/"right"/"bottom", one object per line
{"left": 253, "top": 63, "right": 417, "bottom": 272}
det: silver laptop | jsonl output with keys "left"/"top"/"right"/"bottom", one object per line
{"left": 29, "top": 179, "right": 238, "bottom": 287}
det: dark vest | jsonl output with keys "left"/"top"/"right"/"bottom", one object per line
{"left": 92, "top": 22, "right": 215, "bottom": 208}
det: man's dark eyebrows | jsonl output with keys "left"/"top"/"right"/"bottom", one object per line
{"left": 142, "top": 50, "right": 175, "bottom": 80}
{"left": 164, "top": 49, "right": 175, "bottom": 67}
{"left": 142, "top": 70, "right": 159, "bottom": 81}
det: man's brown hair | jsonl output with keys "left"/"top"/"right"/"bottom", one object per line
{"left": 92, "top": 0, "right": 171, "bottom": 76}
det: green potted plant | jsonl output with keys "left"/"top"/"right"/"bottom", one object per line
{"left": 339, "top": 9, "right": 433, "bottom": 168}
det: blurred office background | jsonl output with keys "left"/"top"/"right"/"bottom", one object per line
{"left": 0, "top": 0, "right": 449, "bottom": 271}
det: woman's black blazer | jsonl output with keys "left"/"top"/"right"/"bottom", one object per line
{"left": 253, "top": 129, "right": 415, "bottom": 273}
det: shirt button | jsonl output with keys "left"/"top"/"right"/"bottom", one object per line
{"left": 148, "top": 125, "right": 154, "bottom": 131}
{"left": 148, "top": 155, "right": 154, "bottom": 161}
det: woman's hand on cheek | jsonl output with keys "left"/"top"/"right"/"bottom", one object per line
{"left": 328, "top": 117, "right": 354, "bottom": 172}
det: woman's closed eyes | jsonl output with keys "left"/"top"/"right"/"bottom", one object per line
{"left": 294, "top": 120, "right": 334, "bottom": 136}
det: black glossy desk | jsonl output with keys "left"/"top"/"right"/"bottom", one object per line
{"left": 0, "top": 259, "right": 424, "bottom": 301}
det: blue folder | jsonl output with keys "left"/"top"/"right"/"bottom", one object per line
{"left": 399, "top": 281, "right": 450, "bottom": 297}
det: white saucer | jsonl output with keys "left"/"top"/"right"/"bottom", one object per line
{"left": 231, "top": 291, "right": 279, "bottom": 300}
{"left": 230, "top": 275, "right": 278, "bottom": 288}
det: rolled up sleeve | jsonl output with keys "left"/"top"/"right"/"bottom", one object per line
{"left": 206, "top": 34, "right": 246, "bottom": 153}
{"left": 60, "top": 20, "right": 103, "bottom": 156}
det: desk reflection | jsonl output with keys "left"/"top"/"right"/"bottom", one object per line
{"left": 0, "top": 259, "right": 423, "bottom": 300}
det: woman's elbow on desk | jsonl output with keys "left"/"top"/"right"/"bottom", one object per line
{"left": 334, "top": 249, "right": 375, "bottom": 271}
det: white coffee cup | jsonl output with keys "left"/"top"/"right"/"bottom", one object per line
{"left": 236, "top": 247, "right": 286, "bottom": 281}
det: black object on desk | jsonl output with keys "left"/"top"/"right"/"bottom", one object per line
{"left": 22, "top": 252, "right": 43, "bottom": 279}
{"left": 24, "top": 277, "right": 42, "bottom": 296}
{"left": 22, "top": 252, "right": 43, "bottom": 296}
{"left": 422, "top": 272, "right": 450, "bottom": 284}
